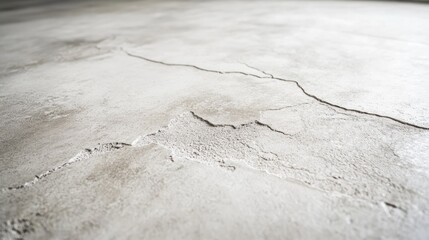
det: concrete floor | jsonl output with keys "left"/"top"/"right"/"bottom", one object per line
{"left": 1, "top": 0, "right": 429, "bottom": 239}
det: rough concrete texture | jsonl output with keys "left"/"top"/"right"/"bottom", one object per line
{"left": 1, "top": 0, "right": 429, "bottom": 239}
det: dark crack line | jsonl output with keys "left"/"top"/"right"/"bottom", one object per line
{"left": 254, "top": 120, "right": 292, "bottom": 137}
{"left": 241, "top": 62, "right": 274, "bottom": 78}
{"left": 123, "top": 49, "right": 262, "bottom": 79}
{"left": 189, "top": 111, "right": 292, "bottom": 137}
{"left": 267, "top": 76, "right": 429, "bottom": 130}
{"left": 123, "top": 49, "right": 429, "bottom": 131}
{"left": 189, "top": 111, "right": 232, "bottom": 128}
{"left": 383, "top": 201, "right": 406, "bottom": 213}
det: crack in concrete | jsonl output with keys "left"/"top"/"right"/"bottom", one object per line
{"left": 123, "top": 48, "right": 262, "bottom": 78}
{"left": 2, "top": 142, "right": 131, "bottom": 192}
{"left": 241, "top": 62, "right": 274, "bottom": 78}
{"left": 2, "top": 111, "right": 411, "bottom": 215}
{"left": 137, "top": 111, "right": 412, "bottom": 212}
{"left": 260, "top": 102, "right": 312, "bottom": 113}
{"left": 189, "top": 111, "right": 292, "bottom": 137}
{"left": 123, "top": 49, "right": 429, "bottom": 130}
{"left": 2, "top": 110, "right": 291, "bottom": 192}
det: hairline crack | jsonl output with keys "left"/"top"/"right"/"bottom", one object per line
{"left": 123, "top": 48, "right": 429, "bottom": 131}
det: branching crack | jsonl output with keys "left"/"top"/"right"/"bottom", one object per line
{"left": 2, "top": 111, "right": 411, "bottom": 214}
{"left": 241, "top": 62, "right": 274, "bottom": 78}
{"left": 123, "top": 49, "right": 262, "bottom": 78}
{"left": 123, "top": 49, "right": 429, "bottom": 130}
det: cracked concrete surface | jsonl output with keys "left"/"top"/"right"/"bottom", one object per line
{"left": 1, "top": 0, "right": 429, "bottom": 239}
{"left": 124, "top": 49, "right": 429, "bottom": 130}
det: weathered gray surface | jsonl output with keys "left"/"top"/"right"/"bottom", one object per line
{"left": 1, "top": 1, "right": 429, "bottom": 239}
